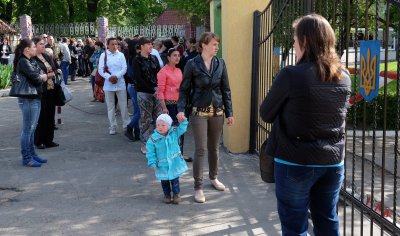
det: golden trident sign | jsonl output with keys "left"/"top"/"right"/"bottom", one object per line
{"left": 360, "top": 48, "right": 377, "bottom": 96}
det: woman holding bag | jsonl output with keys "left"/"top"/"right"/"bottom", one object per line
{"left": 32, "top": 37, "right": 60, "bottom": 150}
{"left": 89, "top": 41, "right": 105, "bottom": 102}
{"left": 13, "top": 39, "right": 49, "bottom": 167}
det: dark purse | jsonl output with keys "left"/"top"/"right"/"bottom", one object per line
{"left": 54, "top": 74, "right": 66, "bottom": 106}
{"left": 9, "top": 71, "right": 38, "bottom": 98}
{"left": 95, "top": 52, "right": 108, "bottom": 87}
{"left": 259, "top": 140, "right": 275, "bottom": 183}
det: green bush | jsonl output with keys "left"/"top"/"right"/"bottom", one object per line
{"left": 0, "top": 64, "right": 13, "bottom": 89}
{"left": 347, "top": 81, "right": 399, "bottom": 130}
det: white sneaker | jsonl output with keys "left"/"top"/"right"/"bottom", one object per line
{"left": 194, "top": 189, "right": 205, "bottom": 203}
{"left": 109, "top": 128, "right": 117, "bottom": 135}
{"left": 140, "top": 145, "right": 147, "bottom": 154}
{"left": 210, "top": 179, "right": 225, "bottom": 191}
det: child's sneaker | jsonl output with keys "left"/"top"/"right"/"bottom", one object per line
{"left": 22, "top": 159, "right": 42, "bottom": 167}
{"left": 173, "top": 194, "right": 181, "bottom": 204}
{"left": 163, "top": 194, "right": 172, "bottom": 204}
{"left": 33, "top": 155, "right": 47, "bottom": 163}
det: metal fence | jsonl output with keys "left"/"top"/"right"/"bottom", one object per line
{"left": 250, "top": 0, "right": 400, "bottom": 235}
{"left": 30, "top": 22, "right": 185, "bottom": 39}
{"left": 108, "top": 24, "right": 185, "bottom": 39}
{"left": 32, "top": 22, "right": 96, "bottom": 37}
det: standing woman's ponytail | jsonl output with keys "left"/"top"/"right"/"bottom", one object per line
{"left": 13, "top": 39, "right": 34, "bottom": 71}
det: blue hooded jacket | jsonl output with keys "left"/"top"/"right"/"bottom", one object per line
{"left": 146, "top": 119, "right": 189, "bottom": 180}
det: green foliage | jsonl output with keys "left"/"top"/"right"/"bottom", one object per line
{"left": 0, "top": 64, "right": 12, "bottom": 89}
{"left": 162, "top": 0, "right": 209, "bottom": 24}
{"left": 7, "top": 0, "right": 165, "bottom": 25}
{"left": 347, "top": 61, "right": 399, "bottom": 129}
{"left": 347, "top": 89, "right": 399, "bottom": 130}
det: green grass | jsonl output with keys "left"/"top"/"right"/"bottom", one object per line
{"left": 379, "top": 61, "right": 398, "bottom": 71}
{"left": 0, "top": 64, "right": 13, "bottom": 89}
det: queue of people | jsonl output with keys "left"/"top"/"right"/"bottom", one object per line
{"left": 12, "top": 13, "right": 349, "bottom": 235}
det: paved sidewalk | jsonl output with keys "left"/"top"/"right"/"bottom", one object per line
{"left": 0, "top": 77, "right": 280, "bottom": 236}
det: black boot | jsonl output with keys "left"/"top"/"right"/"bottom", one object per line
{"left": 124, "top": 126, "right": 135, "bottom": 141}
{"left": 134, "top": 127, "right": 141, "bottom": 141}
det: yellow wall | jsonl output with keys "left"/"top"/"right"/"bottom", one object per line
{"left": 213, "top": 0, "right": 269, "bottom": 153}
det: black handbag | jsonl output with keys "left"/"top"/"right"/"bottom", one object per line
{"left": 260, "top": 140, "right": 275, "bottom": 183}
{"left": 54, "top": 75, "right": 66, "bottom": 106}
{"left": 9, "top": 71, "right": 38, "bottom": 98}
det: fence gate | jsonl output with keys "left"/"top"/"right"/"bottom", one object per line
{"left": 250, "top": 0, "right": 400, "bottom": 235}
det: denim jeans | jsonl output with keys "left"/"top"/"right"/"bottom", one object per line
{"left": 274, "top": 162, "right": 344, "bottom": 236}
{"left": 127, "top": 84, "right": 140, "bottom": 131}
{"left": 18, "top": 98, "right": 41, "bottom": 161}
{"left": 90, "top": 75, "right": 95, "bottom": 96}
{"left": 161, "top": 177, "right": 180, "bottom": 195}
{"left": 60, "top": 61, "right": 70, "bottom": 84}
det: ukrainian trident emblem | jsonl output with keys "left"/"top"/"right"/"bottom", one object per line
{"left": 360, "top": 40, "right": 380, "bottom": 102}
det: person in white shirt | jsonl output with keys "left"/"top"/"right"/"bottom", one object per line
{"left": 98, "top": 37, "right": 129, "bottom": 135}
{"left": 60, "top": 38, "right": 71, "bottom": 84}
{"left": 0, "top": 38, "right": 12, "bottom": 65}
{"left": 151, "top": 48, "right": 164, "bottom": 68}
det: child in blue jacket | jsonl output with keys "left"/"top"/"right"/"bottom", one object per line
{"left": 146, "top": 114, "right": 188, "bottom": 204}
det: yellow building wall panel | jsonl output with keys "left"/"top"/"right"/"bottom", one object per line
{"left": 218, "top": 0, "right": 269, "bottom": 153}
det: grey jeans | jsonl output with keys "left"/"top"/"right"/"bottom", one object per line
{"left": 191, "top": 115, "right": 224, "bottom": 190}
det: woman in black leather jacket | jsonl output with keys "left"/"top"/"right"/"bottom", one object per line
{"left": 259, "top": 14, "right": 351, "bottom": 235}
{"left": 32, "top": 37, "right": 60, "bottom": 150}
{"left": 13, "top": 39, "right": 48, "bottom": 167}
{"left": 177, "top": 32, "right": 234, "bottom": 203}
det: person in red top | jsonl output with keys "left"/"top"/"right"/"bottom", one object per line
{"left": 157, "top": 48, "right": 192, "bottom": 162}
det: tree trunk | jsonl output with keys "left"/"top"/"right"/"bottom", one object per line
{"left": 67, "top": 0, "right": 75, "bottom": 22}
{"left": 86, "top": 0, "right": 99, "bottom": 22}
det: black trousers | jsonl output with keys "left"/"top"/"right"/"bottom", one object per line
{"left": 0, "top": 58, "right": 8, "bottom": 65}
{"left": 35, "top": 90, "right": 56, "bottom": 146}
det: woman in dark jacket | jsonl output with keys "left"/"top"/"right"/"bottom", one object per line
{"left": 1, "top": 37, "right": 12, "bottom": 65}
{"left": 68, "top": 38, "right": 78, "bottom": 81}
{"left": 13, "top": 38, "right": 48, "bottom": 167}
{"left": 32, "top": 37, "right": 59, "bottom": 149}
{"left": 259, "top": 14, "right": 351, "bottom": 235}
{"left": 177, "top": 32, "right": 234, "bottom": 203}
{"left": 133, "top": 37, "right": 162, "bottom": 154}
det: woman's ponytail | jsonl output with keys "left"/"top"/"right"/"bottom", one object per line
{"left": 13, "top": 39, "right": 33, "bottom": 72}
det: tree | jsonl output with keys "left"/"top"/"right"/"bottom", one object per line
{"left": 5, "top": 0, "right": 164, "bottom": 25}
{"left": 161, "top": 0, "right": 210, "bottom": 24}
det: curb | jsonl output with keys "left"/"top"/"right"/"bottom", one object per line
{"left": 0, "top": 88, "right": 10, "bottom": 97}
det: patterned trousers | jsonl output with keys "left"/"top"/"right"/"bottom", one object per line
{"left": 137, "top": 92, "right": 162, "bottom": 143}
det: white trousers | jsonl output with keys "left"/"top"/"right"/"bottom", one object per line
{"left": 104, "top": 90, "right": 130, "bottom": 130}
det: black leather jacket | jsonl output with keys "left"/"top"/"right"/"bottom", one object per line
{"left": 260, "top": 62, "right": 351, "bottom": 165}
{"left": 178, "top": 55, "right": 233, "bottom": 118}
{"left": 133, "top": 54, "right": 160, "bottom": 94}
{"left": 17, "top": 55, "right": 43, "bottom": 97}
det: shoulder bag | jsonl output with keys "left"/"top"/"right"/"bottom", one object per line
{"left": 95, "top": 52, "right": 108, "bottom": 87}
{"left": 9, "top": 66, "right": 39, "bottom": 98}
{"left": 259, "top": 140, "right": 275, "bottom": 183}
{"left": 54, "top": 74, "right": 66, "bottom": 106}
